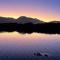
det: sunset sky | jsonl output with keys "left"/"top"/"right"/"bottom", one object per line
{"left": 0, "top": 0, "right": 60, "bottom": 22}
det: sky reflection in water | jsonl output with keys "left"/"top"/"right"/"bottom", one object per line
{"left": 0, "top": 32, "right": 60, "bottom": 60}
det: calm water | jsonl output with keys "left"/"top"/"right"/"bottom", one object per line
{"left": 0, "top": 32, "right": 60, "bottom": 60}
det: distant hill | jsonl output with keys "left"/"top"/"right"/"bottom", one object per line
{"left": 49, "top": 21, "right": 60, "bottom": 23}
{"left": 0, "top": 16, "right": 45, "bottom": 24}
{"left": 0, "top": 16, "right": 60, "bottom": 24}
{"left": 0, "top": 17, "right": 16, "bottom": 23}
{"left": 16, "top": 16, "right": 44, "bottom": 24}
{"left": 0, "top": 16, "right": 60, "bottom": 34}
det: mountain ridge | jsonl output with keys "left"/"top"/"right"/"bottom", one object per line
{"left": 17, "top": 16, "right": 44, "bottom": 24}
{"left": 0, "top": 16, "right": 60, "bottom": 24}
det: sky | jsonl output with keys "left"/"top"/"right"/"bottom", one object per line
{"left": 0, "top": 0, "right": 60, "bottom": 22}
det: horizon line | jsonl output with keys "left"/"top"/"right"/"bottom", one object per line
{"left": 0, "top": 16, "right": 60, "bottom": 22}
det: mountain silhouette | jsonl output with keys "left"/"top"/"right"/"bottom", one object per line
{"left": 0, "top": 16, "right": 45, "bottom": 24}
{"left": 0, "top": 16, "right": 60, "bottom": 24}
{"left": 0, "top": 16, "right": 60, "bottom": 34}
{"left": 49, "top": 21, "right": 60, "bottom": 23}
{"left": 16, "top": 16, "right": 44, "bottom": 24}
{"left": 0, "top": 17, "right": 16, "bottom": 23}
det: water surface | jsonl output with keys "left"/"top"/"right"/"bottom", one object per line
{"left": 0, "top": 32, "right": 60, "bottom": 60}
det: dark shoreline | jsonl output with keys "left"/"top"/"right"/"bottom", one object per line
{"left": 0, "top": 23, "right": 60, "bottom": 34}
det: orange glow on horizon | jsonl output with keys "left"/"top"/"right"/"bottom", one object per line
{"left": 1, "top": 15, "right": 60, "bottom": 22}
{"left": 0, "top": 9, "right": 60, "bottom": 22}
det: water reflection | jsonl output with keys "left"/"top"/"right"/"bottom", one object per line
{"left": 0, "top": 32, "right": 60, "bottom": 60}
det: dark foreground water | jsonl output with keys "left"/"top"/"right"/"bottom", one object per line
{"left": 0, "top": 32, "right": 60, "bottom": 60}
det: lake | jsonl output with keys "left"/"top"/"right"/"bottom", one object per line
{"left": 0, "top": 32, "right": 60, "bottom": 60}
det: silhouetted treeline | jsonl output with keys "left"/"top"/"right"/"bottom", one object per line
{"left": 0, "top": 23, "right": 60, "bottom": 34}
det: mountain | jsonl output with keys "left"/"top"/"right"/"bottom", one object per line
{"left": 0, "top": 16, "right": 60, "bottom": 24}
{"left": 0, "top": 17, "right": 16, "bottom": 23}
{"left": 0, "top": 16, "right": 44, "bottom": 24}
{"left": 49, "top": 21, "right": 60, "bottom": 23}
{"left": 16, "top": 16, "right": 44, "bottom": 24}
